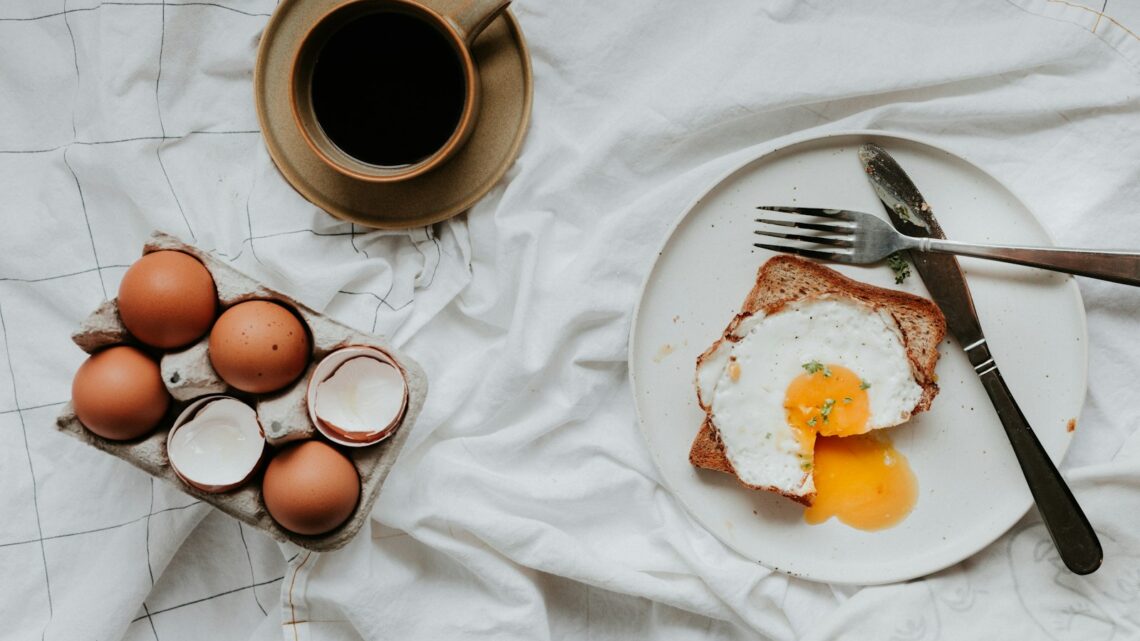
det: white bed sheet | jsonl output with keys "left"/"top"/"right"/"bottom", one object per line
{"left": 2, "top": 1, "right": 1139, "bottom": 639}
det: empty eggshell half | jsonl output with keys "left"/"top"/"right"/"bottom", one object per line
{"left": 167, "top": 396, "right": 266, "bottom": 492}
{"left": 307, "top": 347, "right": 408, "bottom": 447}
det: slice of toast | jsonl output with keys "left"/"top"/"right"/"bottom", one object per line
{"left": 690, "top": 255, "right": 946, "bottom": 501}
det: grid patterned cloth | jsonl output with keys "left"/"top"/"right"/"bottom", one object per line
{"left": 3, "top": 1, "right": 1140, "bottom": 640}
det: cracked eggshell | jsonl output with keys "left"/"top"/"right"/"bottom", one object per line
{"left": 307, "top": 347, "right": 409, "bottom": 447}
{"left": 167, "top": 396, "right": 266, "bottom": 493}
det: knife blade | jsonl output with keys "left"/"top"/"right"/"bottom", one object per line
{"left": 858, "top": 142, "right": 1102, "bottom": 575}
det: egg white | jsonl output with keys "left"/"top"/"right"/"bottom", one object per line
{"left": 696, "top": 296, "right": 922, "bottom": 497}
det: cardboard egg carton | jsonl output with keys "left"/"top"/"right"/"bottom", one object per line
{"left": 55, "top": 231, "right": 427, "bottom": 552}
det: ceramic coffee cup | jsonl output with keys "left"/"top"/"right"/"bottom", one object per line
{"left": 291, "top": 0, "right": 511, "bottom": 183}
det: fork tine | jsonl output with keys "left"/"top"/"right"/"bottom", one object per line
{"left": 753, "top": 228, "right": 853, "bottom": 247}
{"left": 756, "top": 206, "right": 856, "bottom": 221}
{"left": 753, "top": 242, "right": 853, "bottom": 263}
{"left": 754, "top": 216, "right": 850, "bottom": 234}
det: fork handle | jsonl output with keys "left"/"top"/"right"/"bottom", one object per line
{"left": 918, "top": 238, "right": 1140, "bottom": 286}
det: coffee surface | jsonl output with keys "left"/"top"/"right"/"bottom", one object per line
{"left": 312, "top": 11, "right": 466, "bottom": 167}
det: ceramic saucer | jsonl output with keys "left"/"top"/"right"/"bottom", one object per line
{"left": 254, "top": 0, "right": 533, "bottom": 229}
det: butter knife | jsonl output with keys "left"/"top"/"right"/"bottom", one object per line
{"left": 859, "top": 142, "right": 1102, "bottom": 575}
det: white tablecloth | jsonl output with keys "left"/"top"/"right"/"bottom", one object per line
{"left": 3, "top": 1, "right": 1140, "bottom": 639}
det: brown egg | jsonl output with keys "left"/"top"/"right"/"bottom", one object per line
{"left": 208, "top": 300, "right": 311, "bottom": 394}
{"left": 71, "top": 345, "right": 171, "bottom": 441}
{"left": 261, "top": 440, "right": 360, "bottom": 535}
{"left": 118, "top": 250, "right": 218, "bottom": 349}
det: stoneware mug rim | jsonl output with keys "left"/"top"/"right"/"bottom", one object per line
{"left": 290, "top": 0, "right": 508, "bottom": 184}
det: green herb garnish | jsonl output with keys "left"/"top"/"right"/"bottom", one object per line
{"left": 802, "top": 361, "right": 832, "bottom": 377}
{"left": 806, "top": 417, "right": 818, "bottom": 427}
{"left": 820, "top": 398, "right": 836, "bottom": 423}
{"left": 843, "top": 397, "right": 853, "bottom": 404}
{"left": 859, "top": 379, "right": 871, "bottom": 390}
{"left": 887, "top": 252, "right": 911, "bottom": 284}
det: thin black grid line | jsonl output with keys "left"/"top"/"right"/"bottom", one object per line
{"left": 237, "top": 523, "right": 268, "bottom": 616}
{"left": 410, "top": 232, "right": 426, "bottom": 263}
{"left": 0, "top": 303, "right": 52, "bottom": 638}
{"left": 142, "top": 603, "right": 160, "bottom": 640}
{"left": 0, "top": 130, "right": 261, "bottom": 155}
{"left": 145, "top": 478, "right": 156, "bottom": 585}
{"left": 349, "top": 223, "right": 369, "bottom": 258}
{"left": 0, "top": 264, "right": 130, "bottom": 284}
{"left": 142, "top": 480, "right": 160, "bottom": 640}
{"left": 0, "top": 500, "right": 203, "bottom": 549}
{"left": 244, "top": 167, "right": 262, "bottom": 264}
{"left": 225, "top": 227, "right": 363, "bottom": 263}
{"left": 153, "top": 0, "right": 195, "bottom": 242}
{"left": 338, "top": 286, "right": 410, "bottom": 334}
{"left": 424, "top": 226, "right": 442, "bottom": 289}
{"left": 0, "top": 1, "right": 272, "bottom": 22}
{"left": 62, "top": 0, "right": 79, "bottom": 140}
{"left": 62, "top": 145, "right": 108, "bottom": 300}
{"left": 129, "top": 575, "right": 285, "bottom": 621}
{"left": 0, "top": 401, "right": 65, "bottom": 416}
{"left": 129, "top": 1, "right": 273, "bottom": 17}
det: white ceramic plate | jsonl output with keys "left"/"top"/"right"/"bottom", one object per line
{"left": 629, "top": 131, "right": 1088, "bottom": 585}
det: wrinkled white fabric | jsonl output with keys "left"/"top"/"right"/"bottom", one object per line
{"left": 2, "top": 1, "right": 1140, "bottom": 640}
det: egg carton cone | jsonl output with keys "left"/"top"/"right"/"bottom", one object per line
{"left": 56, "top": 230, "right": 428, "bottom": 552}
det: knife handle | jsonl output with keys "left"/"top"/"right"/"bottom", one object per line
{"left": 966, "top": 341, "right": 1102, "bottom": 574}
{"left": 924, "top": 239, "right": 1140, "bottom": 286}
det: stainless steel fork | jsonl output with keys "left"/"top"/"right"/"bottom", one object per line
{"left": 754, "top": 206, "right": 1140, "bottom": 286}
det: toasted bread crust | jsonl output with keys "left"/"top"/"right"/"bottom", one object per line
{"left": 691, "top": 256, "right": 947, "bottom": 499}
{"left": 688, "top": 417, "right": 814, "bottom": 506}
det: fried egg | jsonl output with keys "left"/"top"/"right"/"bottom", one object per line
{"left": 806, "top": 432, "right": 918, "bottom": 530}
{"left": 696, "top": 295, "right": 922, "bottom": 516}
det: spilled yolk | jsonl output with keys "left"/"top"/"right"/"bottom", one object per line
{"left": 784, "top": 364, "right": 871, "bottom": 440}
{"left": 805, "top": 433, "right": 917, "bottom": 530}
{"left": 782, "top": 364, "right": 918, "bottom": 530}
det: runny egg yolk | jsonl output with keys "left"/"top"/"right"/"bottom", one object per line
{"left": 805, "top": 433, "right": 918, "bottom": 530}
{"left": 783, "top": 363, "right": 918, "bottom": 530}
{"left": 784, "top": 364, "right": 871, "bottom": 440}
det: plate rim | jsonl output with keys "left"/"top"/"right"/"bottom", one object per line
{"left": 627, "top": 128, "right": 1090, "bottom": 585}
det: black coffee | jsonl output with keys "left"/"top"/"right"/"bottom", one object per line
{"left": 311, "top": 11, "right": 466, "bottom": 167}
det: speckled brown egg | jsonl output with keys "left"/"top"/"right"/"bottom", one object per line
{"left": 118, "top": 250, "right": 217, "bottom": 349}
{"left": 71, "top": 345, "right": 170, "bottom": 441}
{"left": 261, "top": 440, "right": 360, "bottom": 535}
{"left": 208, "top": 300, "right": 310, "bottom": 393}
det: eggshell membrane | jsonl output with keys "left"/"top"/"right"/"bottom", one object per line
{"left": 306, "top": 347, "right": 409, "bottom": 447}
{"left": 118, "top": 251, "right": 217, "bottom": 349}
{"left": 261, "top": 440, "right": 360, "bottom": 535}
{"left": 167, "top": 396, "right": 266, "bottom": 493}
{"left": 71, "top": 345, "right": 170, "bottom": 441}
{"left": 208, "top": 300, "right": 311, "bottom": 393}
